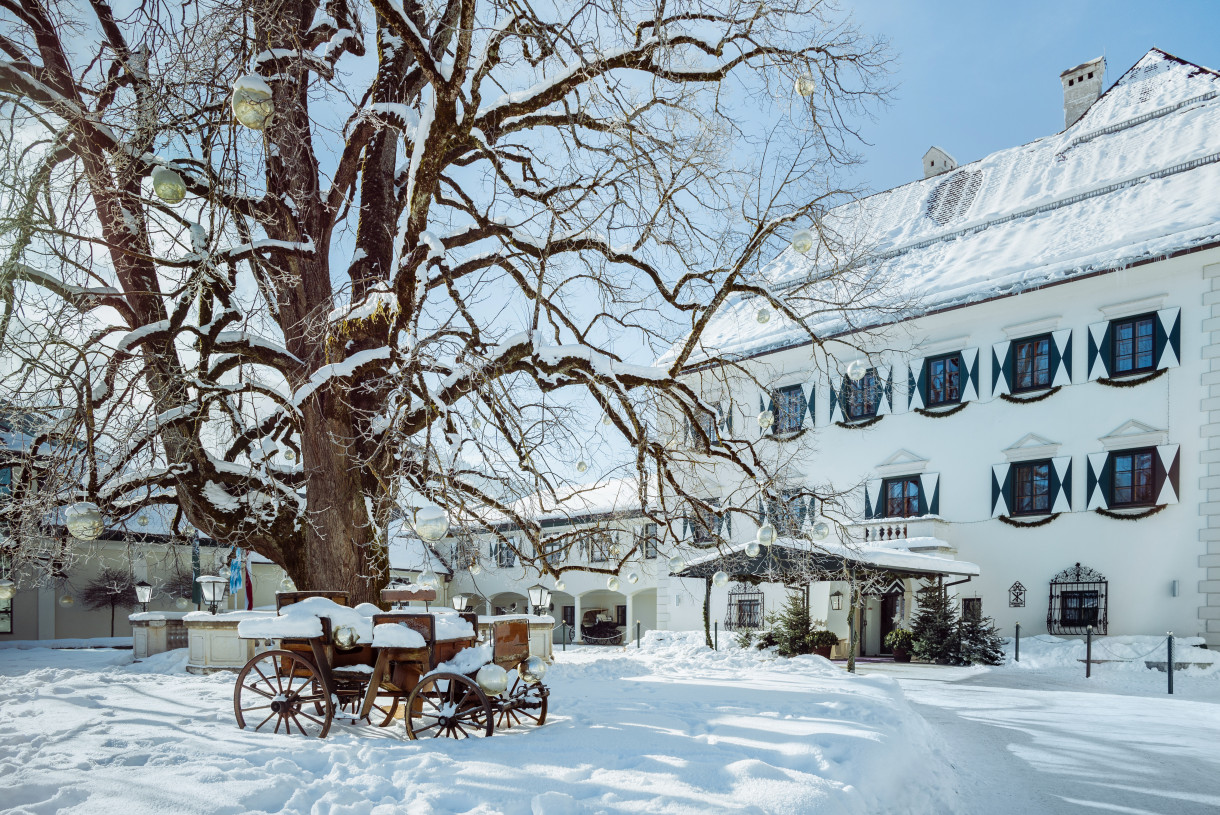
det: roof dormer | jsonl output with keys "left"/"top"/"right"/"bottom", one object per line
{"left": 922, "top": 146, "right": 957, "bottom": 179}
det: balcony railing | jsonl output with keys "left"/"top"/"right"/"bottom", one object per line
{"left": 849, "top": 516, "right": 955, "bottom": 552}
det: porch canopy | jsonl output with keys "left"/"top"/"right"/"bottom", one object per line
{"left": 672, "top": 536, "right": 980, "bottom": 584}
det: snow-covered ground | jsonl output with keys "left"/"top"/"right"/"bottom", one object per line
{"left": 0, "top": 632, "right": 953, "bottom": 815}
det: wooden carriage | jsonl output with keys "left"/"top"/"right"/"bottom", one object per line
{"left": 231, "top": 589, "right": 549, "bottom": 739}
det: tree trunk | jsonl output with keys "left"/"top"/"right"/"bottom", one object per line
{"left": 703, "top": 577, "right": 713, "bottom": 649}
{"left": 110, "top": 603, "right": 116, "bottom": 638}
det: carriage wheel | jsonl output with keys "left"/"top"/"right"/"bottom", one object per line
{"left": 234, "top": 650, "right": 333, "bottom": 738}
{"left": 405, "top": 672, "right": 493, "bottom": 739}
{"left": 329, "top": 692, "right": 401, "bottom": 727}
{"left": 495, "top": 674, "right": 549, "bottom": 729}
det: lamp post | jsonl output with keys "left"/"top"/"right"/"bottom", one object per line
{"left": 197, "top": 575, "right": 227, "bottom": 615}
{"left": 452, "top": 594, "right": 469, "bottom": 612}
{"left": 134, "top": 580, "right": 152, "bottom": 613}
{"left": 526, "top": 583, "right": 551, "bottom": 616}
{"left": 830, "top": 590, "right": 844, "bottom": 611}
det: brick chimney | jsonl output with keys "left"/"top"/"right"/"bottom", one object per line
{"left": 1061, "top": 56, "right": 1105, "bottom": 129}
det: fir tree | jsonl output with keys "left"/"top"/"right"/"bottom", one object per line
{"left": 772, "top": 590, "right": 815, "bottom": 657}
{"left": 910, "top": 583, "right": 959, "bottom": 664}
{"left": 959, "top": 611, "right": 1006, "bottom": 665}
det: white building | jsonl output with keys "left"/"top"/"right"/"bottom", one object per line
{"left": 666, "top": 48, "right": 1220, "bottom": 652}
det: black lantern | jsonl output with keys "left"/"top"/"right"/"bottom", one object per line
{"left": 830, "top": 590, "right": 844, "bottom": 611}
{"left": 197, "top": 575, "right": 227, "bottom": 615}
{"left": 134, "top": 580, "right": 152, "bottom": 612}
{"left": 526, "top": 583, "right": 551, "bottom": 615}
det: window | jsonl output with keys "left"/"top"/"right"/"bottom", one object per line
{"left": 1111, "top": 314, "right": 1155, "bottom": 375}
{"left": 491, "top": 539, "right": 516, "bottom": 568}
{"left": 883, "top": 477, "right": 920, "bottom": 518}
{"left": 962, "top": 597, "right": 982, "bottom": 620}
{"left": 926, "top": 353, "right": 961, "bottom": 406}
{"left": 772, "top": 384, "right": 805, "bottom": 433}
{"left": 615, "top": 605, "right": 627, "bottom": 626}
{"left": 0, "top": 466, "right": 11, "bottom": 498}
{"left": 693, "top": 408, "right": 719, "bottom": 448}
{"left": 0, "top": 553, "right": 11, "bottom": 634}
{"left": 845, "top": 369, "right": 879, "bottom": 420}
{"left": 1012, "top": 335, "right": 1051, "bottom": 392}
{"left": 1111, "top": 448, "right": 1155, "bottom": 507}
{"left": 562, "top": 605, "right": 575, "bottom": 629}
{"left": 640, "top": 523, "right": 658, "bottom": 559}
{"left": 1060, "top": 591, "right": 1100, "bottom": 628}
{"left": 541, "top": 535, "right": 568, "bottom": 564}
{"left": 1012, "top": 460, "right": 1051, "bottom": 516}
{"left": 725, "top": 584, "right": 765, "bottom": 631}
{"left": 766, "top": 490, "right": 807, "bottom": 536}
{"left": 690, "top": 500, "right": 721, "bottom": 544}
{"left": 586, "top": 534, "right": 610, "bottom": 562}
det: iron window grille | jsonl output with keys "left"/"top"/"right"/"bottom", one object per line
{"left": 845, "top": 369, "right": 880, "bottom": 420}
{"left": 1012, "top": 334, "right": 1052, "bottom": 392}
{"left": 1012, "top": 460, "right": 1051, "bottom": 516}
{"left": 1111, "top": 314, "right": 1156, "bottom": 375}
{"left": 772, "top": 384, "right": 805, "bottom": 434}
{"left": 883, "top": 477, "right": 921, "bottom": 518}
{"left": 1110, "top": 448, "right": 1155, "bottom": 507}
{"left": 926, "top": 353, "right": 962, "bottom": 406}
{"left": 725, "top": 584, "right": 765, "bottom": 631}
{"left": 1047, "top": 563, "right": 1107, "bottom": 635}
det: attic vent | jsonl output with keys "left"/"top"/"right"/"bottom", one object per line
{"left": 925, "top": 170, "right": 982, "bottom": 226}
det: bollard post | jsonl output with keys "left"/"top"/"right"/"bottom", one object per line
{"left": 1015, "top": 621, "right": 1020, "bottom": 663}
{"left": 1167, "top": 632, "right": 1174, "bottom": 695}
{"left": 714, "top": 621, "right": 719, "bottom": 651}
{"left": 1086, "top": 625, "right": 1093, "bottom": 679}
{"left": 636, "top": 621, "right": 641, "bottom": 649}
{"left": 561, "top": 623, "right": 567, "bottom": 652}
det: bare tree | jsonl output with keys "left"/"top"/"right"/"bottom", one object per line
{"left": 81, "top": 566, "right": 137, "bottom": 636}
{"left": 0, "top": 0, "right": 889, "bottom": 604}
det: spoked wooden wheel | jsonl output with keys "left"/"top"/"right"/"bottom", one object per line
{"left": 496, "top": 674, "right": 548, "bottom": 728}
{"left": 234, "top": 650, "right": 333, "bottom": 738}
{"left": 405, "top": 672, "right": 493, "bottom": 739}
{"left": 330, "top": 691, "right": 401, "bottom": 727}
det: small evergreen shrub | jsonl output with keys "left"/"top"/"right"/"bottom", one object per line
{"left": 958, "top": 612, "right": 1005, "bottom": 665}
{"left": 884, "top": 627, "right": 914, "bottom": 651}
{"left": 910, "top": 584, "right": 959, "bottom": 664}
{"left": 809, "top": 629, "right": 839, "bottom": 649}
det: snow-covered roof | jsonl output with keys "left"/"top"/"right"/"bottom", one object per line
{"left": 479, "top": 477, "right": 651, "bottom": 528}
{"left": 678, "top": 535, "right": 980, "bottom": 579}
{"left": 677, "top": 49, "right": 1220, "bottom": 364}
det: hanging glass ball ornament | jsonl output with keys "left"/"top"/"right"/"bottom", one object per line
{"left": 745, "top": 540, "right": 761, "bottom": 558}
{"left": 279, "top": 575, "right": 296, "bottom": 592}
{"left": 175, "top": 596, "right": 191, "bottom": 610}
{"left": 607, "top": 576, "right": 620, "bottom": 591}
{"left": 758, "top": 410, "right": 775, "bottom": 430}
{"left": 756, "top": 308, "right": 771, "bottom": 324}
{"left": 472, "top": 416, "right": 483, "bottom": 430}
{"left": 791, "top": 228, "right": 814, "bottom": 254}
{"left": 576, "top": 461, "right": 588, "bottom": 474}
{"left": 519, "top": 655, "right": 548, "bottom": 684}
{"left": 794, "top": 73, "right": 817, "bottom": 97}
{"left": 668, "top": 555, "right": 684, "bottom": 572}
{"left": 846, "top": 359, "right": 868, "bottom": 381}
{"left": 554, "top": 579, "right": 565, "bottom": 592}
{"left": 136, "top": 514, "right": 150, "bottom": 527}
{"left": 151, "top": 166, "right": 186, "bottom": 205}
{"left": 811, "top": 520, "right": 831, "bottom": 541}
{"left": 468, "top": 560, "right": 482, "bottom": 575}
{"left": 626, "top": 570, "right": 640, "bottom": 585}
{"left": 417, "top": 570, "right": 440, "bottom": 590}
{"left": 413, "top": 505, "right": 449, "bottom": 542}
{"left": 283, "top": 449, "right": 296, "bottom": 461}
{"left": 231, "top": 75, "right": 274, "bottom": 130}
{"left": 476, "top": 663, "right": 509, "bottom": 696}
{"left": 59, "top": 594, "right": 75, "bottom": 608}
{"left": 757, "top": 522, "right": 777, "bottom": 548}
{"left": 712, "top": 570, "right": 730, "bottom": 588}
{"left": 609, "top": 543, "right": 622, "bottom": 557}
{"left": 602, "top": 414, "right": 613, "bottom": 426}
{"left": 66, "top": 502, "right": 104, "bottom": 540}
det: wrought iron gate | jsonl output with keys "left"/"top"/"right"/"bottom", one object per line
{"left": 725, "top": 584, "right": 764, "bottom": 631}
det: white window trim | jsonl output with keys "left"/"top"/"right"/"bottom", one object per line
{"left": 1002, "top": 316, "right": 1061, "bottom": 339}
{"left": 875, "top": 449, "right": 930, "bottom": 477}
{"left": 1099, "top": 420, "right": 1168, "bottom": 451}
{"left": 1003, "top": 433, "right": 1062, "bottom": 462}
{"left": 916, "top": 336, "right": 972, "bottom": 357}
{"left": 1098, "top": 293, "right": 1168, "bottom": 320}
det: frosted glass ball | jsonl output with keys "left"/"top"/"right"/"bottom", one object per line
{"left": 279, "top": 575, "right": 296, "bottom": 591}
{"left": 745, "top": 541, "right": 761, "bottom": 558}
{"left": 794, "top": 74, "right": 817, "bottom": 96}
{"left": 607, "top": 576, "right": 620, "bottom": 591}
{"left": 757, "top": 522, "right": 777, "bottom": 548}
{"left": 231, "top": 76, "right": 274, "bottom": 130}
{"left": 757, "top": 410, "right": 775, "bottom": 430}
{"left": 626, "top": 570, "right": 640, "bottom": 585}
{"left": 756, "top": 308, "right": 771, "bottom": 324}
{"left": 846, "top": 359, "right": 867, "bottom": 382}
{"left": 59, "top": 594, "right": 75, "bottom": 608}
{"left": 602, "top": 414, "right": 613, "bottom": 426}
{"left": 413, "top": 506, "right": 449, "bottom": 541}
{"left": 151, "top": 166, "right": 186, "bottom": 205}
{"left": 476, "top": 663, "right": 509, "bottom": 696}
{"left": 791, "top": 228, "right": 814, "bottom": 254}
{"left": 576, "top": 461, "right": 588, "bottom": 473}
{"left": 669, "top": 555, "right": 684, "bottom": 572}
{"left": 468, "top": 560, "right": 482, "bottom": 575}
{"left": 712, "top": 570, "right": 730, "bottom": 588}
{"left": 283, "top": 450, "right": 296, "bottom": 461}
{"left": 811, "top": 521, "right": 831, "bottom": 541}
{"left": 609, "top": 543, "right": 622, "bottom": 557}
{"left": 519, "top": 655, "right": 548, "bottom": 684}
{"left": 66, "top": 502, "right": 104, "bottom": 540}
{"left": 554, "top": 579, "right": 565, "bottom": 592}
{"left": 136, "top": 514, "right": 150, "bottom": 527}
{"left": 175, "top": 597, "right": 190, "bottom": 610}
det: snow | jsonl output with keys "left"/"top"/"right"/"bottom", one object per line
{"left": 370, "top": 623, "right": 426, "bottom": 649}
{"left": 429, "top": 642, "right": 493, "bottom": 677}
{"left": 1003, "top": 632, "right": 1219, "bottom": 670}
{"left": 674, "top": 49, "right": 1220, "bottom": 365}
{"left": 431, "top": 611, "right": 476, "bottom": 640}
{"left": 0, "top": 632, "right": 959, "bottom": 814}
{"left": 235, "top": 597, "right": 374, "bottom": 642}
{"left": 291, "top": 346, "right": 392, "bottom": 407}
{"left": 232, "top": 74, "right": 272, "bottom": 95}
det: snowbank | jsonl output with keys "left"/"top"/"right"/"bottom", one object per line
{"left": 1003, "top": 633, "right": 1218, "bottom": 673}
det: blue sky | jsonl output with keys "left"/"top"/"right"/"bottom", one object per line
{"left": 847, "top": 0, "right": 1220, "bottom": 193}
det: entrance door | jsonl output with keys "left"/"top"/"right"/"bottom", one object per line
{"left": 879, "top": 592, "right": 901, "bottom": 655}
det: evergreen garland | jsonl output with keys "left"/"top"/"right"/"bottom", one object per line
{"left": 997, "top": 512, "right": 1060, "bottom": 528}
{"left": 835, "top": 415, "right": 884, "bottom": 429}
{"left": 914, "top": 402, "right": 969, "bottom": 418}
{"left": 999, "top": 386, "right": 1061, "bottom": 404}
{"left": 1094, "top": 504, "right": 1166, "bottom": 520}
{"left": 1097, "top": 368, "right": 1166, "bottom": 388}
{"left": 910, "top": 583, "right": 959, "bottom": 664}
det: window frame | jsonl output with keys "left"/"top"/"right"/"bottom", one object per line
{"left": 845, "top": 369, "right": 880, "bottom": 420}
{"left": 540, "top": 535, "right": 568, "bottom": 564}
{"left": 1109, "top": 447, "right": 1156, "bottom": 508}
{"left": 0, "top": 553, "right": 12, "bottom": 634}
{"left": 492, "top": 538, "right": 517, "bottom": 568}
{"left": 1011, "top": 333, "right": 1052, "bottom": 393}
{"left": 1060, "top": 590, "right": 1101, "bottom": 629}
{"left": 925, "top": 352, "right": 962, "bottom": 407}
{"left": 1011, "top": 459, "right": 1052, "bottom": 517}
{"left": 640, "top": 523, "right": 658, "bottom": 560}
{"left": 766, "top": 490, "right": 807, "bottom": 536}
{"left": 772, "top": 384, "right": 805, "bottom": 434}
{"left": 1110, "top": 313, "right": 1157, "bottom": 376}
{"left": 882, "top": 476, "right": 921, "bottom": 519}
